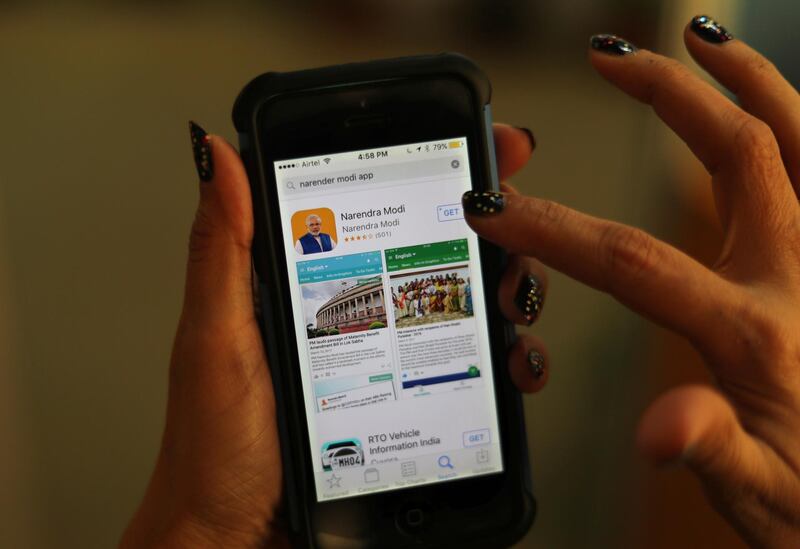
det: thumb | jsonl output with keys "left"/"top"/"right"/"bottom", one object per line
{"left": 184, "top": 121, "right": 255, "bottom": 325}
{"left": 636, "top": 384, "right": 766, "bottom": 494}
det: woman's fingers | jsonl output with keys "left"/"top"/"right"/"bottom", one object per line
{"left": 463, "top": 191, "right": 735, "bottom": 343}
{"left": 497, "top": 186, "right": 552, "bottom": 327}
{"left": 508, "top": 334, "right": 549, "bottom": 394}
{"left": 177, "top": 122, "right": 264, "bottom": 400}
{"left": 184, "top": 122, "right": 255, "bottom": 325}
{"left": 635, "top": 384, "right": 783, "bottom": 546}
{"left": 684, "top": 17, "right": 800, "bottom": 189}
{"left": 493, "top": 123, "right": 536, "bottom": 181}
{"left": 498, "top": 254, "right": 547, "bottom": 326}
{"left": 589, "top": 38, "right": 797, "bottom": 250}
{"left": 589, "top": 39, "right": 741, "bottom": 175}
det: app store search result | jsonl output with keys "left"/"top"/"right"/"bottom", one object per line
{"left": 275, "top": 137, "right": 504, "bottom": 501}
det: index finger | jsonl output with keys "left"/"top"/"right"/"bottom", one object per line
{"left": 462, "top": 191, "right": 736, "bottom": 343}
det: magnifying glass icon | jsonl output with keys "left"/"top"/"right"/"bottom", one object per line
{"left": 438, "top": 455, "right": 454, "bottom": 469}
{"left": 286, "top": 181, "right": 296, "bottom": 190}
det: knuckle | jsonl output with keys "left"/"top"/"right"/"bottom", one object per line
{"left": 658, "top": 58, "right": 691, "bottom": 81}
{"left": 524, "top": 197, "right": 570, "bottom": 233}
{"left": 188, "top": 205, "right": 218, "bottom": 263}
{"left": 599, "top": 224, "right": 658, "bottom": 289}
{"left": 752, "top": 315, "right": 795, "bottom": 365}
{"left": 746, "top": 55, "right": 778, "bottom": 82}
{"left": 727, "top": 118, "right": 788, "bottom": 202}
{"left": 751, "top": 315, "right": 792, "bottom": 361}
{"left": 645, "top": 57, "right": 692, "bottom": 101}
{"left": 187, "top": 201, "right": 252, "bottom": 264}
{"left": 729, "top": 297, "right": 798, "bottom": 373}
{"left": 731, "top": 117, "right": 780, "bottom": 169}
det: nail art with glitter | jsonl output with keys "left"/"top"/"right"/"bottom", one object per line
{"left": 528, "top": 350, "right": 545, "bottom": 379}
{"left": 590, "top": 34, "right": 638, "bottom": 56}
{"left": 462, "top": 191, "right": 505, "bottom": 216}
{"left": 189, "top": 120, "right": 213, "bottom": 182}
{"left": 690, "top": 15, "right": 733, "bottom": 43}
{"left": 515, "top": 275, "right": 544, "bottom": 325}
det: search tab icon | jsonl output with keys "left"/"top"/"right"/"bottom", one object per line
{"left": 286, "top": 181, "right": 296, "bottom": 190}
{"left": 438, "top": 455, "right": 454, "bottom": 469}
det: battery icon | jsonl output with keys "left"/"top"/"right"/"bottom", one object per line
{"left": 448, "top": 141, "right": 463, "bottom": 148}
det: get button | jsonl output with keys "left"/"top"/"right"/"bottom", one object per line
{"left": 463, "top": 429, "right": 491, "bottom": 447}
{"left": 437, "top": 204, "right": 463, "bottom": 222}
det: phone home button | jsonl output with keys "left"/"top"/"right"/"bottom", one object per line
{"left": 396, "top": 501, "right": 433, "bottom": 534}
{"left": 406, "top": 508, "right": 424, "bottom": 527}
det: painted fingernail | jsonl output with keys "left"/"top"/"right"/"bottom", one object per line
{"left": 515, "top": 275, "right": 544, "bottom": 325}
{"left": 690, "top": 15, "right": 733, "bottom": 43}
{"left": 189, "top": 120, "right": 213, "bottom": 182}
{"left": 514, "top": 126, "right": 536, "bottom": 152}
{"left": 528, "top": 350, "right": 545, "bottom": 379}
{"left": 462, "top": 191, "right": 505, "bottom": 216}
{"left": 590, "top": 34, "right": 638, "bottom": 56}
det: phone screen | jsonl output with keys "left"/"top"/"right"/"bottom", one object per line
{"left": 273, "top": 137, "right": 504, "bottom": 501}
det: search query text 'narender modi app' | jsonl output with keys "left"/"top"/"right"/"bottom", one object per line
{"left": 274, "top": 138, "right": 503, "bottom": 501}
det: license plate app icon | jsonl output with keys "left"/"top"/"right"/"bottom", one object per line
{"left": 321, "top": 438, "right": 364, "bottom": 471}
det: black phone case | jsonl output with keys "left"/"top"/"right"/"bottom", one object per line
{"left": 232, "top": 53, "right": 535, "bottom": 548}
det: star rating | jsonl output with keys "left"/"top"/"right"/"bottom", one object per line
{"left": 326, "top": 473, "right": 342, "bottom": 488}
{"left": 343, "top": 234, "right": 374, "bottom": 242}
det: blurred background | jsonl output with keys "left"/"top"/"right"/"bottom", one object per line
{"left": 1, "top": 0, "right": 798, "bottom": 547}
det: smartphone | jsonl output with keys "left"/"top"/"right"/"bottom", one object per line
{"left": 233, "top": 53, "right": 535, "bottom": 548}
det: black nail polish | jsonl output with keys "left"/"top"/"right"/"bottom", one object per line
{"left": 462, "top": 191, "right": 505, "bottom": 216}
{"left": 189, "top": 120, "right": 213, "bottom": 182}
{"left": 590, "top": 34, "right": 638, "bottom": 56}
{"left": 690, "top": 15, "right": 733, "bottom": 43}
{"left": 515, "top": 275, "right": 544, "bottom": 325}
{"left": 528, "top": 350, "right": 545, "bottom": 379}
{"left": 514, "top": 126, "right": 536, "bottom": 151}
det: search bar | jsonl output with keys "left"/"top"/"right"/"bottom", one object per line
{"left": 280, "top": 157, "right": 465, "bottom": 196}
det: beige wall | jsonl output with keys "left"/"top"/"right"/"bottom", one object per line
{"left": 0, "top": 188, "right": 41, "bottom": 549}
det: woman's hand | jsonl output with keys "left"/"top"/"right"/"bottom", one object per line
{"left": 120, "top": 123, "right": 544, "bottom": 547}
{"left": 121, "top": 126, "right": 289, "bottom": 548}
{"left": 464, "top": 16, "right": 800, "bottom": 548}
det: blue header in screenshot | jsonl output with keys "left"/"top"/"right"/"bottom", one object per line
{"left": 297, "top": 251, "right": 384, "bottom": 284}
